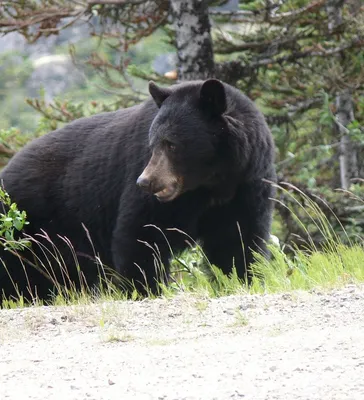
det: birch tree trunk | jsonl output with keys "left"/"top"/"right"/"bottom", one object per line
{"left": 326, "top": 0, "right": 357, "bottom": 189}
{"left": 336, "top": 91, "right": 357, "bottom": 190}
{"left": 170, "top": 0, "right": 215, "bottom": 80}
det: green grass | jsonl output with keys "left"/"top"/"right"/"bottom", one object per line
{"left": 250, "top": 243, "right": 364, "bottom": 294}
{"left": 3, "top": 240, "right": 362, "bottom": 310}
{"left": 1, "top": 183, "right": 364, "bottom": 309}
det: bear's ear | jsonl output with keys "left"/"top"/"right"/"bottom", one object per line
{"left": 149, "top": 81, "right": 171, "bottom": 108}
{"left": 199, "top": 79, "right": 227, "bottom": 116}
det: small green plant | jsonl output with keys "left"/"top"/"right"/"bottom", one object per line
{"left": 104, "top": 332, "right": 135, "bottom": 343}
{"left": 195, "top": 299, "right": 209, "bottom": 312}
{"left": 1, "top": 295, "right": 26, "bottom": 309}
{"left": 0, "top": 186, "right": 30, "bottom": 251}
{"left": 231, "top": 309, "right": 249, "bottom": 327}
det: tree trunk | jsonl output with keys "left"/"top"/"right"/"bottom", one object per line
{"left": 326, "top": 0, "right": 357, "bottom": 189}
{"left": 326, "top": 0, "right": 344, "bottom": 32}
{"left": 170, "top": 0, "right": 215, "bottom": 80}
{"left": 336, "top": 91, "right": 357, "bottom": 190}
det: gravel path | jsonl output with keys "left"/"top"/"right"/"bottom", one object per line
{"left": 1, "top": 285, "right": 363, "bottom": 400}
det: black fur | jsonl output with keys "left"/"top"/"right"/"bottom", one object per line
{"left": 0, "top": 79, "right": 276, "bottom": 301}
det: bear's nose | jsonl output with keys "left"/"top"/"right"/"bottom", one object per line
{"left": 136, "top": 175, "right": 152, "bottom": 192}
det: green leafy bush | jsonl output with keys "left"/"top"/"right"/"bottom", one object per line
{"left": 0, "top": 187, "right": 30, "bottom": 251}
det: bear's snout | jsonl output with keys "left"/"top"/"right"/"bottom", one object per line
{"left": 136, "top": 174, "right": 152, "bottom": 192}
{"left": 137, "top": 165, "right": 182, "bottom": 202}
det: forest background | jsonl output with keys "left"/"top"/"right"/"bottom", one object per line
{"left": 0, "top": 0, "right": 363, "bottom": 255}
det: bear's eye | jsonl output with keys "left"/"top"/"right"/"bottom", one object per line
{"left": 166, "top": 142, "right": 177, "bottom": 153}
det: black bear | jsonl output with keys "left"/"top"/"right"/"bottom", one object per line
{"left": 0, "top": 79, "right": 276, "bottom": 302}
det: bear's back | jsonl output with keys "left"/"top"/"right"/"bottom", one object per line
{"left": 0, "top": 101, "right": 158, "bottom": 220}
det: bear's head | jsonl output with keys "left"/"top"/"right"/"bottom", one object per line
{"left": 137, "top": 79, "right": 231, "bottom": 202}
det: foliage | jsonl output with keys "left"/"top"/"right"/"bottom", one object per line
{"left": 0, "top": 51, "right": 37, "bottom": 132}
{"left": 0, "top": 187, "right": 30, "bottom": 251}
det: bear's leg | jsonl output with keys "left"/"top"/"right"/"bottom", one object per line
{"left": 0, "top": 250, "right": 54, "bottom": 304}
{"left": 112, "top": 191, "right": 172, "bottom": 295}
{"left": 198, "top": 179, "right": 275, "bottom": 283}
{"left": 112, "top": 229, "right": 172, "bottom": 295}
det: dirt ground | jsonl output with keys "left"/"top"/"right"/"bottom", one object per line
{"left": 0, "top": 284, "right": 363, "bottom": 400}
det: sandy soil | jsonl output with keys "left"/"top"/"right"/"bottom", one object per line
{"left": 1, "top": 284, "right": 363, "bottom": 400}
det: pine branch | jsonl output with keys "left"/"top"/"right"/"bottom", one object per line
{"left": 87, "top": 0, "right": 166, "bottom": 5}
{"left": 210, "top": 0, "right": 327, "bottom": 24}
{"left": 215, "top": 37, "right": 363, "bottom": 85}
{"left": 0, "top": 8, "right": 83, "bottom": 29}
{"left": 214, "top": 28, "right": 317, "bottom": 55}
